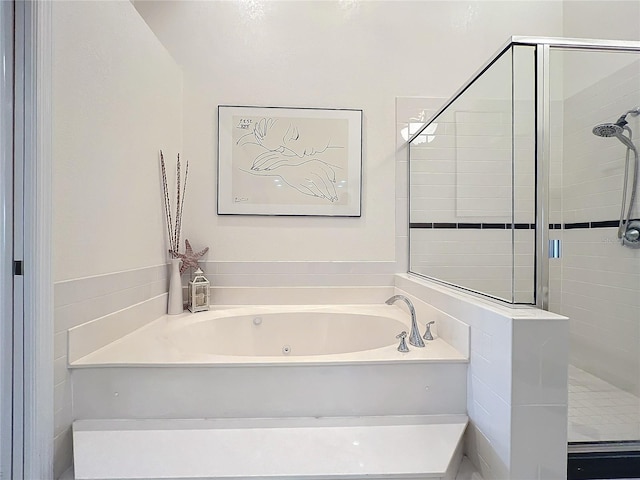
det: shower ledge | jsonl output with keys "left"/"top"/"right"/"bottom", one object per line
{"left": 73, "top": 415, "right": 468, "bottom": 480}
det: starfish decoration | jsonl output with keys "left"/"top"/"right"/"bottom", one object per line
{"left": 171, "top": 239, "right": 209, "bottom": 275}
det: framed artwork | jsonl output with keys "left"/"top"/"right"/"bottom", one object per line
{"left": 217, "top": 105, "right": 362, "bottom": 216}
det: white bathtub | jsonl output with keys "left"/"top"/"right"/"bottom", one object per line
{"left": 71, "top": 304, "right": 467, "bottom": 366}
{"left": 171, "top": 309, "right": 407, "bottom": 357}
{"left": 69, "top": 303, "right": 470, "bottom": 420}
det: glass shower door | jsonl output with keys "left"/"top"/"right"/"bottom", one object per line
{"left": 548, "top": 47, "right": 640, "bottom": 446}
{"left": 408, "top": 44, "right": 537, "bottom": 305}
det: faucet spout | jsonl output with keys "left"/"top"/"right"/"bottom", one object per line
{"left": 385, "top": 295, "right": 425, "bottom": 348}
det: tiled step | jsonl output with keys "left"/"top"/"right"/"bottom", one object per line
{"left": 73, "top": 416, "right": 468, "bottom": 480}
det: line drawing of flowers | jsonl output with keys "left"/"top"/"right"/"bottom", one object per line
{"left": 235, "top": 117, "right": 345, "bottom": 203}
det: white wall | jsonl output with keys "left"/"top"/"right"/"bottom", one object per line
{"left": 53, "top": 1, "right": 182, "bottom": 282}
{"left": 52, "top": 1, "right": 183, "bottom": 477}
{"left": 563, "top": 0, "right": 640, "bottom": 41}
{"left": 562, "top": 0, "right": 640, "bottom": 98}
{"left": 133, "top": 0, "right": 563, "bottom": 267}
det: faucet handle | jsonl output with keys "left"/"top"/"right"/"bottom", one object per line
{"left": 396, "top": 331, "right": 410, "bottom": 352}
{"left": 423, "top": 321, "right": 435, "bottom": 341}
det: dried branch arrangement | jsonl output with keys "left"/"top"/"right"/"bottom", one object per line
{"left": 160, "top": 150, "right": 189, "bottom": 258}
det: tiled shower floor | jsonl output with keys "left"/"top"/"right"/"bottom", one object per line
{"left": 569, "top": 365, "right": 640, "bottom": 443}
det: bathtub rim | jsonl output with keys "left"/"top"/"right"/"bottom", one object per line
{"left": 68, "top": 338, "right": 469, "bottom": 368}
{"left": 69, "top": 304, "right": 470, "bottom": 368}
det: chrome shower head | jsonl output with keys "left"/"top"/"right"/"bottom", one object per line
{"left": 593, "top": 107, "right": 639, "bottom": 151}
{"left": 593, "top": 108, "right": 640, "bottom": 137}
{"left": 592, "top": 123, "right": 624, "bottom": 137}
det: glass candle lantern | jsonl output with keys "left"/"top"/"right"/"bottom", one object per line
{"left": 187, "top": 268, "right": 210, "bottom": 313}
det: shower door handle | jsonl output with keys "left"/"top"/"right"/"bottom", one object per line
{"left": 549, "top": 239, "right": 561, "bottom": 259}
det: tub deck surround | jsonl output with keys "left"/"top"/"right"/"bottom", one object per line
{"left": 67, "top": 294, "right": 471, "bottom": 477}
{"left": 72, "top": 415, "right": 468, "bottom": 480}
{"left": 70, "top": 362, "right": 469, "bottom": 419}
{"left": 68, "top": 304, "right": 470, "bottom": 367}
{"left": 68, "top": 304, "right": 469, "bottom": 421}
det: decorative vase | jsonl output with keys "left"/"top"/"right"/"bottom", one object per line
{"left": 167, "top": 257, "right": 183, "bottom": 315}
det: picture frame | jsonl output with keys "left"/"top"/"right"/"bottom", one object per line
{"left": 217, "top": 105, "right": 362, "bottom": 216}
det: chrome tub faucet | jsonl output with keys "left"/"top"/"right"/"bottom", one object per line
{"left": 423, "top": 321, "right": 435, "bottom": 341}
{"left": 385, "top": 295, "right": 425, "bottom": 348}
{"left": 396, "top": 331, "right": 410, "bottom": 352}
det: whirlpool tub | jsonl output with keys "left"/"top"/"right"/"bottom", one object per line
{"left": 68, "top": 303, "right": 469, "bottom": 419}
{"left": 70, "top": 304, "right": 467, "bottom": 366}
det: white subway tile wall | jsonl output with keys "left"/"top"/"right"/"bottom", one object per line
{"left": 454, "top": 110, "right": 512, "bottom": 218}
{"left": 562, "top": 228, "right": 640, "bottom": 396}
{"left": 396, "top": 96, "right": 447, "bottom": 276}
{"left": 556, "top": 55, "right": 640, "bottom": 404}
{"left": 410, "top": 99, "right": 535, "bottom": 303}
{"left": 405, "top": 52, "right": 536, "bottom": 304}
{"left": 198, "top": 261, "right": 397, "bottom": 288}
{"left": 410, "top": 228, "right": 513, "bottom": 301}
{"left": 409, "top": 104, "right": 515, "bottom": 225}
{"left": 53, "top": 265, "right": 168, "bottom": 479}
{"left": 561, "top": 58, "right": 640, "bottom": 224}
{"left": 395, "top": 274, "right": 568, "bottom": 479}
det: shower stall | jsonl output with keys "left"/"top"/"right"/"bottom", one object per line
{"left": 408, "top": 36, "right": 640, "bottom": 473}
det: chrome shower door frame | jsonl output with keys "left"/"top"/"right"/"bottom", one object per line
{"left": 535, "top": 43, "right": 551, "bottom": 310}
{"left": 526, "top": 37, "right": 640, "bottom": 308}
{"left": 0, "top": 1, "right": 15, "bottom": 478}
{"left": 408, "top": 35, "right": 640, "bottom": 309}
